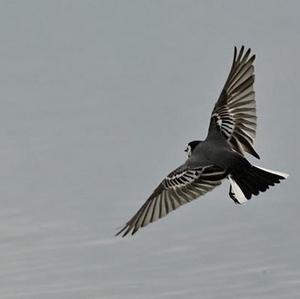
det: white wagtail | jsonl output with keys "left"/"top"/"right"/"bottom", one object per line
{"left": 117, "top": 46, "right": 288, "bottom": 237}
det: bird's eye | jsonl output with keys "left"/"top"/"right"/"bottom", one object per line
{"left": 185, "top": 145, "right": 191, "bottom": 157}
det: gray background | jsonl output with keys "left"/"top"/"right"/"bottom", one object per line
{"left": 0, "top": 1, "right": 299, "bottom": 298}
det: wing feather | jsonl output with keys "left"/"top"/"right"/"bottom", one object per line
{"left": 208, "top": 46, "right": 259, "bottom": 159}
{"left": 116, "top": 164, "right": 226, "bottom": 236}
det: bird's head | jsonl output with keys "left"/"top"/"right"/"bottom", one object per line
{"left": 184, "top": 140, "right": 202, "bottom": 158}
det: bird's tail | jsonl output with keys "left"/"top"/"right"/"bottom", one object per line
{"left": 228, "top": 160, "right": 288, "bottom": 204}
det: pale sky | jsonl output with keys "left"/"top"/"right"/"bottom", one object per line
{"left": 0, "top": 1, "right": 298, "bottom": 298}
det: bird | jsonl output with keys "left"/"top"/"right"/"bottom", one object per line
{"left": 116, "top": 46, "right": 288, "bottom": 237}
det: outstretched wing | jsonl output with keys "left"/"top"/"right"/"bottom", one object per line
{"left": 208, "top": 46, "right": 259, "bottom": 159}
{"left": 116, "top": 164, "right": 226, "bottom": 237}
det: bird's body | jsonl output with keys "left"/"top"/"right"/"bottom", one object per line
{"left": 190, "top": 136, "right": 234, "bottom": 169}
{"left": 117, "top": 46, "right": 288, "bottom": 237}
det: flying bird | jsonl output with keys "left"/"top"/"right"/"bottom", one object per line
{"left": 117, "top": 46, "right": 288, "bottom": 237}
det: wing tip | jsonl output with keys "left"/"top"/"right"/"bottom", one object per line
{"left": 115, "top": 224, "right": 132, "bottom": 237}
{"left": 234, "top": 45, "right": 255, "bottom": 62}
{"left": 251, "top": 148, "right": 260, "bottom": 159}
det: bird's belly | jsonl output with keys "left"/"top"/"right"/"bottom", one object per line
{"left": 197, "top": 142, "right": 233, "bottom": 169}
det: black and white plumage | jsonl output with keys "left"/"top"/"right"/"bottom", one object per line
{"left": 117, "top": 165, "right": 226, "bottom": 236}
{"left": 117, "top": 46, "right": 288, "bottom": 237}
{"left": 209, "top": 46, "right": 259, "bottom": 159}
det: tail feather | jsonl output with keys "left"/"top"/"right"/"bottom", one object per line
{"left": 229, "top": 163, "right": 288, "bottom": 204}
{"left": 253, "top": 166, "right": 289, "bottom": 179}
{"left": 228, "top": 176, "right": 247, "bottom": 204}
